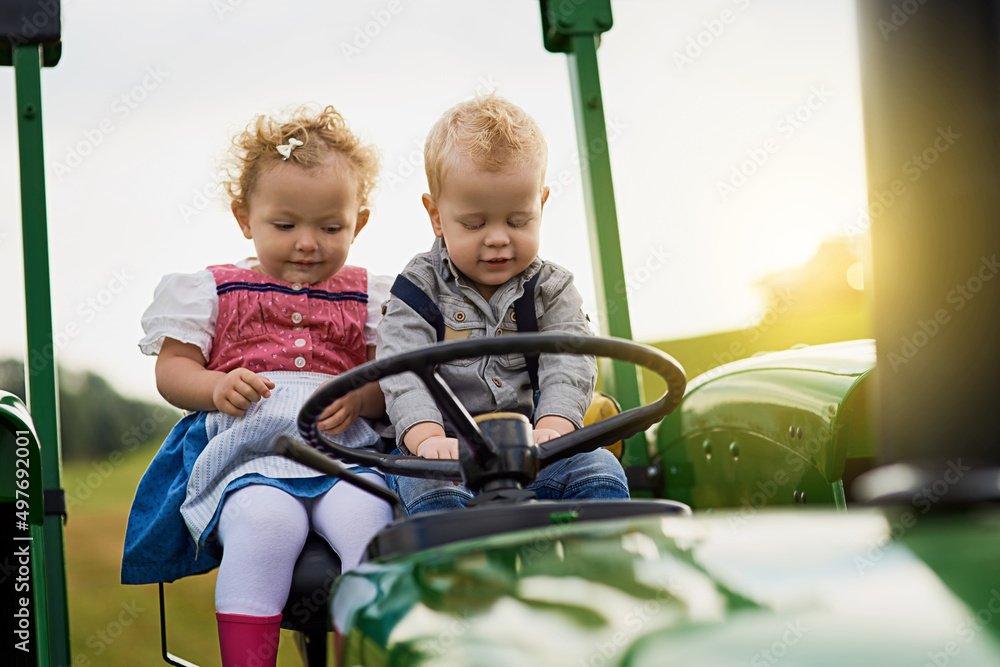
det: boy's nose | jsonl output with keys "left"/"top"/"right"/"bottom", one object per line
{"left": 483, "top": 225, "right": 509, "bottom": 246}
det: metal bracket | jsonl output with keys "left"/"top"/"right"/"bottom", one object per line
{"left": 43, "top": 488, "right": 65, "bottom": 518}
{"left": 539, "top": 0, "right": 613, "bottom": 54}
{"left": 0, "top": 0, "right": 62, "bottom": 67}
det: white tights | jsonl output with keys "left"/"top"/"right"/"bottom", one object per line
{"left": 214, "top": 476, "right": 391, "bottom": 616}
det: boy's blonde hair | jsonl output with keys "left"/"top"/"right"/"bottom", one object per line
{"left": 223, "top": 104, "right": 381, "bottom": 210}
{"left": 424, "top": 95, "right": 548, "bottom": 200}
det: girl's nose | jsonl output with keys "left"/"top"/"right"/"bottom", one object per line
{"left": 295, "top": 231, "right": 318, "bottom": 251}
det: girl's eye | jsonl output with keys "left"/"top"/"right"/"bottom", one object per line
{"left": 460, "top": 221, "right": 484, "bottom": 230}
{"left": 323, "top": 226, "right": 343, "bottom": 234}
{"left": 509, "top": 219, "right": 530, "bottom": 228}
{"left": 274, "top": 223, "right": 294, "bottom": 230}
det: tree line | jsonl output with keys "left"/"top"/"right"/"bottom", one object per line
{"left": 0, "top": 359, "right": 179, "bottom": 461}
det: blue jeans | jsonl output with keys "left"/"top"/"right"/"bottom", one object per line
{"left": 387, "top": 448, "right": 629, "bottom": 515}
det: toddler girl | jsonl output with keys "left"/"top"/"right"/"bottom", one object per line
{"left": 121, "top": 105, "right": 392, "bottom": 666}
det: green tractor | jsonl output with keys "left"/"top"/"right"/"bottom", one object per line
{"left": 4, "top": 1, "right": 999, "bottom": 666}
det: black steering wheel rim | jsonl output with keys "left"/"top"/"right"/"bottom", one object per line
{"left": 297, "top": 334, "right": 685, "bottom": 482}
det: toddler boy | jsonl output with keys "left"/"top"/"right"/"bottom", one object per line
{"left": 378, "top": 95, "right": 628, "bottom": 514}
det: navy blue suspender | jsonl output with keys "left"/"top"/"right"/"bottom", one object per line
{"left": 388, "top": 275, "right": 446, "bottom": 342}
{"left": 389, "top": 273, "right": 542, "bottom": 392}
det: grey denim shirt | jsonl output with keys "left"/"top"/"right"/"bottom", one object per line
{"left": 377, "top": 238, "right": 597, "bottom": 450}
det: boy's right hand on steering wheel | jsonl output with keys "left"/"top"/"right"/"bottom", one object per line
{"left": 415, "top": 436, "right": 459, "bottom": 460}
{"left": 213, "top": 369, "right": 275, "bottom": 417}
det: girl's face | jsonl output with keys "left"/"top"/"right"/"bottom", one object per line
{"left": 233, "top": 156, "right": 368, "bottom": 285}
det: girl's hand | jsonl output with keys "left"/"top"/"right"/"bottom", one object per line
{"left": 213, "top": 369, "right": 275, "bottom": 417}
{"left": 415, "top": 436, "right": 459, "bottom": 459}
{"left": 318, "top": 392, "right": 364, "bottom": 434}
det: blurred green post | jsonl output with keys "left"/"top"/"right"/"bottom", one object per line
{"left": 12, "top": 38, "right": 71, "bottom": 665}
{"left": 539, "top": 0, "right": 652, "bottom": 478}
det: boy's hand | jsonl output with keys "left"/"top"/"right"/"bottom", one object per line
{"left": 318, "top": 392, "right": 364, "bottom": 434}
{"left": 415, "top": 436, "right": 459, "bottom": 459}
{"left": 213, "top": 369, "right": 274, "bottom": 417}
{"left": 533, "top": 415, "right": 576, "bottom": 444}
{"left": 532, "top": 428, "right": 564, "bottom": 444}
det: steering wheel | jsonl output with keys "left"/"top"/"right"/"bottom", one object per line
{"left": 289, "top": 334, "right": 685, "bottom": 490}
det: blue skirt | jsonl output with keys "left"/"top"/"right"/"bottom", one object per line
{"left": 121, "top": 406, "right": 381, "bottom": 585}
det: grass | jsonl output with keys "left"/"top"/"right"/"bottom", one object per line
{"left": 62, "top": 440, "right": 314, "bottom": 667}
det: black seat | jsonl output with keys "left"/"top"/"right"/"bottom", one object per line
{"left": 281, "top": 532, "right": 342, "bottom": 666}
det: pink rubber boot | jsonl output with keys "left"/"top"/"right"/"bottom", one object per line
{"left": 216, "top": 612, "right": 282, "bottom": 667}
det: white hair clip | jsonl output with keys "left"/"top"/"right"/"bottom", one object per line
{"left": 276, "top": 137, "right": 304, "bottom": 160}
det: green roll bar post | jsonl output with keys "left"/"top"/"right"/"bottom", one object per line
{"left": 539, "top": 1, "right": 652, "bottom": 479}
{"left": 2, "top": 395, "right": 53, "bottom": 666}
{"left": 9, "top": 39, "right": 72, "bottom": 666}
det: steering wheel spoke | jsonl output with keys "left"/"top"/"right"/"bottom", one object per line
{"left": 422, "top": 367, "right": 494, "bottom": 465}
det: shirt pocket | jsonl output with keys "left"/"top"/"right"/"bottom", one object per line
{"left": 497, "top": 330, "right": 529, "bottom": 371}
{"left": 439, "top": 296, "right": 484, "bottom": 368}
{"left": 497, "top": 307, "right": 529, "bottom": 370}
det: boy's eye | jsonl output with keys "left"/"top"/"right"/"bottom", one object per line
{"left": 273, "top": 222, "right": 294, "bottom": 230}
{"left": 509, "top": 219, "right": 531, "bottom": 228}
{"left": 323, "top": 226, "right": 343, "bottom": 233}
{"left": 459, "top": 221, "right": 484, "bottom": 230}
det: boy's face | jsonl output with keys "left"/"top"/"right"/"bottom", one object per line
{"left": 423, "top": 158, "right": 549, "bottom": 301}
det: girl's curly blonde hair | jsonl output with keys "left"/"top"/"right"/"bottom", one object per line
{"left": 222, "top": 104, "right": 381, "bottom": 210}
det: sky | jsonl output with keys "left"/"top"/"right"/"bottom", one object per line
{"left": 0, "top": 0, "right": 869, "bottom": 404}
